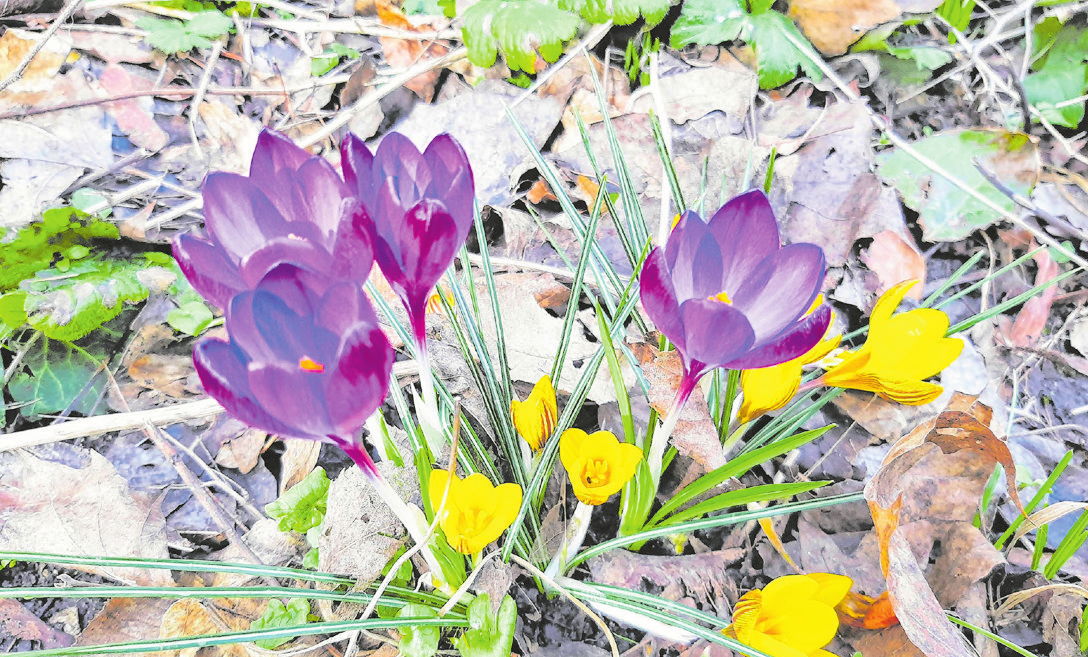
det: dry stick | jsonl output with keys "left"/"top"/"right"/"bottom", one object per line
{"left": 0, "top": 0, "right": 84, "bottom": 93}
{"left": 297, "top": 47, "right": 467, "bottom": 149}
{"left": 0, "top": 362, "right": 420, "bottom": 452}
{"left": 777, "top": 27, "right": 1088, "bottom": 271}
{"left": 188, "top": 41, "right": 223, "bottom": 159}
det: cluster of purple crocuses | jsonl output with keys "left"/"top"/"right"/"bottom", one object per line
{"left": 173, "top": 129, "right": 474, "bottom": 480}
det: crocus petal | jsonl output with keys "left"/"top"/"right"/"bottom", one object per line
{"left": 708, "top": 189, "right": 782, "bottom": 293}
{"left": 746, "top": 632, "right": 810, "bottom": 657}
{"left": 202, "top": 172, "right": 288, "bottom": 262}
{"left": 511, "top": 375, "right": 557, "bottom": 451}
{"left": 247, "top": 362, "right": 332, "bottom": 440}
{"left": 193, "top": 339, "right": 299, "bottom": 439}
{"left": 239, "top": 239, "right": 337, "bottom": 293}
{"left": 249, "top": 128, "right": 311, "bottom": 181}
{"left": 376, "top": 132, "right": 429, "bottom": 208}
{"left": 807, "top": 573, "right": 853, "bottom": 607}
{"left": 758, "top": 599, "right": 839, "bottom": 653}
{"left": 172, "top": 234, "right": 245, "bottom": 309}
{"left": 423, "top": 134, "right": 474, "bottom": 236}
{"left": 869, "top": 279, "right": 918, "bottom": 326}
{"left": 737, "top": 360, "right": 804, "bottom": 425}
{"left": 678, "top": 298, "right": 755, "bottom": 371}
{"left": 485, "top": 483, "right": 523, "bottom": 542}
{"left": 559, "top": 427, "right": 589, "bottom": 476}
{"left": 724, "top": 304, "right": 832, "bottom": 371}
{"left": 290, "top": 156, "right": 352, "bottom": 240}
{"left": 324, "top": 321, "right": 393, "bottom": 438}
{"left": 639, "top": 248, "right": 686, "bottom": 353}
{"left": 761, "top": 575, "right": 820, "bottom": 614}
{"left": 731, "top": 243, "right": 825, "bottom": 344}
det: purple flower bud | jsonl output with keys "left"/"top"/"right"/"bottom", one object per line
{"left": 341, "top": 132, "right": 475, "bottom": 348}
{"left": 639, "top": 190, "right": 831, "bottom": 403}
{"left": 174, "top": 129, "right": 374, "bottom": 309}
{"left": 193, "top": 264, "right": 393, "bottom": 468}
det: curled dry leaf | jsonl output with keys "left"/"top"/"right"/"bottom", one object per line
{"left": 788, "top": 0, "right": 903, "bottom": 55}
{"left": 1004, "top": 245, "right": 1060, "bottom": 347}
{"left": 861, "top": 230, "right": 926, "bottom": 299}
{"left": 0, "top": 599, "right": 74, "bottom": 649}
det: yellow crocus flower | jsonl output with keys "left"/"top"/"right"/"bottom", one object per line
{"left": 510, "top": 375, "right": 558, "bottom": 451}
{"left": 820, "top": 280, "right": 963, "bottom": 405}
{"left": 725, "top": 573, "right": 853, "bottom": 657}
{"left": 559, "top": 429, "right": 643, "bottom": 506}
{"left": 428, "top": 470, "right": 522, "bottom": 555}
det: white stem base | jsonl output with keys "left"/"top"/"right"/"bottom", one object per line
{"left": 544, "top": 502, "right": 594, "bottom": 580}
{"left": 415, "top": 354, "right": 446, "bottom": 457}
{"left": 647, "top": 404, "right": 682, "bottom": 486}
{"left": 364, "top": 413, "right": 390, "bottom": 462}
{"left": 369, "top": 471, "right": 449, "bottom": 592}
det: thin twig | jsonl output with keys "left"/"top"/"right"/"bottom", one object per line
{"left": 0, "top": 0, "right": 84, "bottom": 93}
{"left": 188, "top": 41, "right": 223, "bottom": 159}
{"left": 512, "top": 556, "right": 620, "bottom": 657}
{"left": 511, "top": 21, "right": 613, "bottom": 108}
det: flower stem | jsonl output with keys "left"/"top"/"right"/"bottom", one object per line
{"left": 544, "top": 501, "right": 594, "bottom": 580}
{"left": 414, "top": 344, "right": 446, "bottom": 458}
{"left": 338, "top": 439, "right": 448, "bottom": 589}
{"left": 646, "top": 373, "right": 697, "bottom": 485}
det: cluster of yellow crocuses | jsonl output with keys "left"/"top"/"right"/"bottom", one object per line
{"left": 428, "top": 375, "right": 644, "bottom": 557}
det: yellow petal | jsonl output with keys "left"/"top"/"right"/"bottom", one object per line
{"left": 511, "top": 376, "right": 558, "bottom": 451}
{"left": 468, "top": 482, "right": 522, "bottom": 552}
{"left": 559, "top": 428, "right": 588, "bottom": 476}
{"left": 428, "top": 469, "right": 455, "bottom": 514}
{"left": 807, "top": 573, "right": 853, "bottom": 607}
{"left": 458, "top": 473, "right": 500, "bottom": 506}
{"left": 738, "top": 361, "right": 804, "bottom": 424}
{"left": 757, "top": 599, "right": 839, "bottom": 653}
{"left": 761, "top": 575, "right": 819, "bottom": 617}
{"left": 868, "top": 280, "right": 917, "bottom": 328}
{"left": 802, "top": 333, "right": 841, "bottom": 366}
{"left": 745, "top": 631, "right": 810, "bottom": 657}
{"left": 874, "top": 376, "right": 944, "bottom": 405}
{"left": 731, "top": 590, "right": 763, "bottom": 643}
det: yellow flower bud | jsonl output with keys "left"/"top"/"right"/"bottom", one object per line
{"left": 428, "top": 470, "right": 521, "bottom": 555}
{"left": 510, "top": 375, "right": 557, "bottom": 451}
{"left": 559, "top": 428, "right": 642, "bottom": 506}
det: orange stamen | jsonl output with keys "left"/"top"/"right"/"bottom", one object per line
{"left": 299, "top": 357, "right": 325, "bottom": 373}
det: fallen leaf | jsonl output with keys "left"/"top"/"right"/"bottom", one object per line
{"left": 861, "top": 230, "right": 926, "bottom": 299}
{"left": 98, "top": 63, "right": 170, "bottom": 151}
{"left": 375, "top": 0, "right": 448, "bottom": 101}
{"left": 788, "top": 0, "right": 902, "bottom": 55}
{"left": 0, "top": 444, "right": 172, "bottom": 586}
{"left": 0, "top": 28, "right": 72, "bottom": 99}
{"left": 0, "top": 599, "right": 74, "bottom": 648}
{"left": 279, "top": 439, "right": 322, "bottom": 495}
{"left": 1004, "top": 246, "right": 1059, "bottom": 347}
{"left": 636, "top": 347, "right": 726, "bottom": 472}
{"left": 160, "top": 598, "right": 255, "bottom": 657}
{"left": 589, "top": 547, "right": 746, "bottom": 615}
{"left": 215, "top": 428, "right": 267, "bottom": 474}
{"left": 75, "top": 598, "right": 174, "bottom": 650}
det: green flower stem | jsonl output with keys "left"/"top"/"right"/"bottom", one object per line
{"left": 647, "top": 393, "right": 685, "bottom": 486}
{"left": 415, "top": 348, "right": 446, "bottom": 458}
{"left": 544, "top": 501, "right": 594, "bottom": 580}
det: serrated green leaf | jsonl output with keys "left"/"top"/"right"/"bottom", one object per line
{"left": 311, "top": 54, "right": 339, "bottom": 76}
{"left": 19, "top": 256, "right": 166, "bottom": 341}
{"left": 397, "top": 604, "right": 439, "bottom": 657}
{"left": 886, "top": 45, "right": 953, "bottom": 70}
{"left": 7, "top": 337, "right": 109, "bottom": 418}
{"left": 748, "top": 11, "right": 823, "bottom": 89}
{"left": 167, "top": 300, "right": 216, "bottom": 336}
{"left": 187, "top": 10, "right": 232, "bottom": 36}
{"left": 250, "top": 599, "right": 310, "bottom": 649}
{"left": 0, "top": 208, "right": 119, "bottom": 293}
{"left": 264, "top": 467, "right": 330, "bottom": 533}
{"left": 136, "top": 16, "right": 196, "bottom": 53}
{"left": 670, "top": 0, "right": 748, "bottom": 48}
{"left": 454, "top": 595, "right": 516, "bottom": 657}
{"left": 461, "top": 0, "right": 580, "bottom": 72}
{"left": 1023, "top": 18, "right": 1088, "bottom": 128}
{"left": 876, "top": 129, "right": 1040, "bottom": 241}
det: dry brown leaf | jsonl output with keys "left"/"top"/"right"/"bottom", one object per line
{"left": 0, "top": 599, "right": 74, "bottom": 648}
{"left": 279, "top": 439, "right": 322, "bottom": 495}
{"left": 0, "top": 28, "right": 71, "bottom": 100}
{"left": 160, "top": 598, "right": 258, "bottom": 657}
{"left": 75, "top": 598, "right": 174, "bottom": 652}
{"left": 375, "top": 0, "right": 448, "bottom": 101}
{"left": 98, "top": 63, "right": 170, "bottom": 151}
{"left": 0, "top": 445, "right": 172, "bottom": 586}
{"left": 861, "top": 230, "right": 926, "bottom": 299}
{"left": 928, "top": 523, "right": 1005, "bottom": 607}
{"left": 214, "top": 429, "right": 267, "bottom": 474}
{"left": 589, "top": 547, "right": 745, "bottom": 614}
{"left": 636, "top": 347, "right": 726, "bottom": 472}
{"left": 1043, "top": 592, "right": 1086, "bottom": 657}
{"left": 1005, "top": 246, "right": 1059, "bottom": 347}
{"left": 788, "top": 0, "right": 902, "bottom": 55}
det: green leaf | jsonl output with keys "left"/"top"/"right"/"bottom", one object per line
{"left": 0, "top": 207, "right": 118, "bottom": 292}
{"left": 670, "top": 0, "right": 748, "bottom": 48}
{"left": 137, "top": 11, "right": 230, "bottom": 53}
{"left": 1023, "top": 18, "right": 1088, "bottom": 128}
{"left": 670, "top": 0, "right": 821, "bottom": 88}
{"left": 167, "top": 300, "right": 216, "bottom": 336}
{"left": 876, "top": 129, "right": 1039, "bottom": 241}
{"left": 186, "top": 10, "right": 232, "bottom": 36}
{"left": 657, "top": 481, "right": 828, "bottom": 527}
{"left": 454, "top": 595, "right": 516, "bottom": 657}
{"left": 397, "top": 604, "right": 439, "bottom": 657}
{"left": 311, "top": 54, "right": 339, "bottom": 77}
{"left": 460, "top": 0, "right": 581, "bottom": 72}
{"left": 7, "top": 337, "right": 109, "bottom": 419}
{"left": 70, "top": 188, "right": 112, "bottom": 218}
{"left": 19, "top": 255, "right": 165, "bottom": 341}
{"left": 264, "top": 467, "right": 330, "bottom": 533}
{"left": 250, "top": 599, "right": 310, "bottom": 649}
{"left": 886, "top": 45, "right": 954, "bottom": 70}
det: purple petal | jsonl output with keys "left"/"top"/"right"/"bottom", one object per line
{"left": 398, "top": 199, "right": 461, "bottom": 291}
{"left": 708, "top": 190, "right": 782, "bottom": 292}
{"left": 202, "top": 172, "right": 288, "bottom": 262}
{"left": 194, "top": 338, "right": 300, "bottom": 438}
{"left": 324, "top": 321, "right": 393, "bottom": 438}
{"left": 663, "top": 210, "right": 706, "bottom": 275}
{"left": 340, "top": 133, "right": 375, "bottom": 199}
{"left": 248, "top": 362, "right": 333, "bottom": 441}
{"left": 423, "top": 134, "right": 474, "bottom": 236}
{"left": 639, "top": 248, "right": 686, "bottom": 353}
{"left": 172, "top": 234, "right": 244, "bottom": 309}
{"left": 315, "top": 281, "right": 379, "bottom": 337}
{"left": 291, "top": 157, "right": 351, "bottom": 240}
{"left": 239, "top": 239, "right": 336, "bottom": 293}
{"left": 678, "top": 298, "right": 755, "bottom": 371}
{"left": 375, "top": 132, "right": 428, "bottom": 208}
{"left": 329, "top": 201, "right": 375, "bottom": 283}
{"left": 732, "top": 243, "right": 825, "bottom": 344}
{"left": 249, "top": 129, "right": 310, "bottom": 180}
{"left": 723, "top": 303, "right": 832, "bottom": 370}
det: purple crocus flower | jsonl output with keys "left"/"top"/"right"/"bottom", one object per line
{"left": 174, "top": 129, "right": 373, "bottom": 309}
{"left": 340, "top": 132, "right": 475, "bottom": 349}
{"left": 640, "top": 190, "right": 831, "bottom": 407}
{"left": 193, "top": 264, "right": 393, "bottom": 472}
